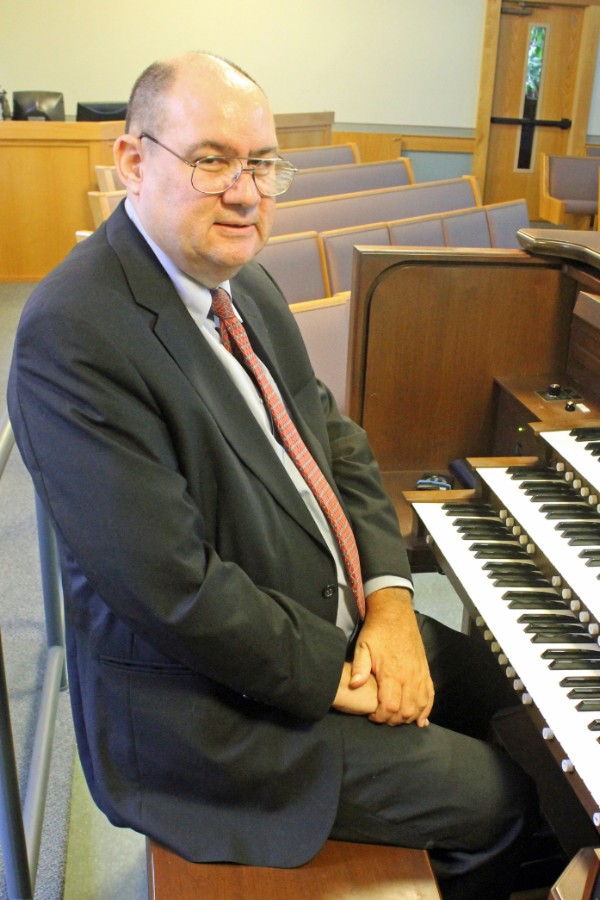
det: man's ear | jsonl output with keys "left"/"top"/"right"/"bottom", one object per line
{"left": 113, "top": 134, "right": 143, "bottom": 195}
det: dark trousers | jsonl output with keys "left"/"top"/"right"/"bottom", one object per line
{"left": 330, "top": 613, "right": 538, "bottom": 900}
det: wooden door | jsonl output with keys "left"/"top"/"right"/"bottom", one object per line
{"left": 474, "top": 0, "right": 600, "bottom": 220}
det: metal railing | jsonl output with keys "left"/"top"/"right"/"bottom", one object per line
{"left": 0, "top": 408, "right": 66, "bottom": 899}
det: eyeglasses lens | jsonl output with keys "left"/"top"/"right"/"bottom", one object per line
{"left": 191, "top": 158, "right": 296, "bottom": 197}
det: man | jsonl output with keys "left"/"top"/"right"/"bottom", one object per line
{"left": 8, "top": 52, "right": 536, "bottom": 898}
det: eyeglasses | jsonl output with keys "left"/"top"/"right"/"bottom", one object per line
{"left": 139, "top": 133, "right": 297, "bottom": 197}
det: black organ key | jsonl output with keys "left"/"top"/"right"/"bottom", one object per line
{"left": 531, "top": 632, "right": 595, "bottom": 643}
{"left": 507, "top": 466, "right": 559, "bottom": 479}
{"left": 483, "top": 562, "right": 539, "bottom": 574}
{"left": 471, "top": 544, "right": 529, "bottom": 559}
{"left": 568, "top": 687, "right": 600, "bottom": 699}
{"left": 558, "top": 524, "right": 600, "bottom": 535}
{"left": 492, "top": 575, "right": 550, "bottom": 587}
{"left": 525, "top": 489, "right": 579, "bottom": 501}
{"left": 570, "top": 427, "right": 600, "bottom": 441}
{"left": 588, "top": 720, "right": 600, "bottom": 731}
{"left": 540, "top": 504, "right": 599, "bottom": 520}
{"left": 443, "top": 504, "right": 498, "bottom": 516}
{"left": 543, "top": 648, "right": 600, "bottom": 660}
{"left": 549, "top": 659, "right": 600, "bottom": 670}
{"left": 556, "top": 521, "right": 600, "bottom": 531}
{"left": 576, "top": 700, "right": 600, "bottom": 712}
{"left": 459, "top": 528, "right": 512, "bottom": 539}
{"left": 519, "top": 614, "right": 578, "bottom": 625}
{"left": 508, "top": 598, "right": 567, "bottom": 610}
{"left": 525, "top": 621, "right": 587, "bottom": 634}
{"left": 560, "top": 676, "right": 600, "bottom": 688}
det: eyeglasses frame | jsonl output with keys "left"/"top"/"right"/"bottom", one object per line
{"left": 138, "top": 132, "right": 297, "bottom": 197}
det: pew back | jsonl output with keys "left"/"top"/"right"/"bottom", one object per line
{"left": 271, "top": 176, "right": 481, "bottom": 238}
{"left": 280, "top": 159, "right": 413, "bottom": 203}
{"left": 256, "top": 232, "right": 330, "bottom": 303}
{"left": 283, "top": 143, "right": 359, "bottom": 168}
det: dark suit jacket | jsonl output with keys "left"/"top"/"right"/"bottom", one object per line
{"left": 8, "top": 203, "right": 410, "bottom": 866}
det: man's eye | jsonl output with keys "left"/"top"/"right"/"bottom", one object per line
{"left": 197, "top": 156, "right": 228, "bottom": 170}
{"left": 251, "top": 159, "right": 275, "bottom": 173}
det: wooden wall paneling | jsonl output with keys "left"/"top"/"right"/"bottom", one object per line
{"left": 332, "top": 130, "right": 475, "bottom": 162}
{"left": 0, "top": 121, "right": 122, "bottom": 281}
{"left": 274, "top": 112, "right": 334, "bottom": 148}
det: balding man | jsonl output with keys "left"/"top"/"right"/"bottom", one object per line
{"left": 8, "top": 52, "right": 536, "bottom": 899}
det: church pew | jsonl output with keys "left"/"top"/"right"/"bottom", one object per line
{"left": 271, "top": 176, "right": 480, "bottom": 238}
{"left": 256, "top": 231, "right": 330, "bottom": 303}
{"left": 290, "top": 294, "right": 351, "bottom": 413}
{"left": 279, "top": 159, "right": 413, "bottom": 203}
{"left": 283, "top": 143, "right": 359, "bottom": 168}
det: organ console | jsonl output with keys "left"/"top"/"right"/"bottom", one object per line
{"left": 346, "top": 230, "right": 600, "bottom": 875}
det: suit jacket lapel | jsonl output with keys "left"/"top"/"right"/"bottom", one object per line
{"left": 105, "top": 205, "right": 328, "bottom": 550}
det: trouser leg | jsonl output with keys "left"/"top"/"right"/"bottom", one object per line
{"left": 331, "top": 614, "right": 538, "bottom": 900}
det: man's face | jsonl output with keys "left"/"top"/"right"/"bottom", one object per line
{"left": 132, "top": 66, "right": 278, "bottom": 287}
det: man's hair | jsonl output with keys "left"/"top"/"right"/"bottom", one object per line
{"left": 125, "top": 52, "right": 263, "bottom": 135}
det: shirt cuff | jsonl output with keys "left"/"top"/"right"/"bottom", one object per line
{"left": 363, "top": 576, "right": 414, "bottom": 599}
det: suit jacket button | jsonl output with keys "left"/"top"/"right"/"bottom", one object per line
{"left": 322, "top": 584, "right": 336, "bottom": 599}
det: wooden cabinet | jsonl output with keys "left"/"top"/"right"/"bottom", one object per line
{"left": 0, "top": 121, "right": 122, "bottom": 282}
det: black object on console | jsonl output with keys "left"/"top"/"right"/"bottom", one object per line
{"left": 12, "top": 91, "right": 65, "bottom": 121}
{"left": 76, "top": 102, "right": 127, "bottom": 121}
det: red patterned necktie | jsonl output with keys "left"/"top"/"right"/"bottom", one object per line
{"left": 210, "top": 287, "right": 365, "bottom": 618}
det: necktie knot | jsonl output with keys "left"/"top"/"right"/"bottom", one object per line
{"left": 210, "top": 287, "right": 235, "bottom": 320}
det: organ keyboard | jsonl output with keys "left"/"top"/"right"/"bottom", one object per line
{"left": 410, "top": 425, "right": 600, "bottom": 846}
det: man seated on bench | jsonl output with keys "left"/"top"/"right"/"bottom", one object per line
{"left": 8, "top": 51, "right": 537, "bottom": 900}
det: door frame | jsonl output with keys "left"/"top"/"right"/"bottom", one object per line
{"left": 472, "top": 0, "right": 600, "bottom": 201}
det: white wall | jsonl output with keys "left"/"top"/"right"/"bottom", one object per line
{"left": 1, "top": 0, "right": 486, "bottom": 127}
{"left": 2, "top": 0, "right": 600, "bottom": 133}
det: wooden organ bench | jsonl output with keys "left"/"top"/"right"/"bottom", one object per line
{"left": 146, "top": 838, "right": 441, "bottom": 899}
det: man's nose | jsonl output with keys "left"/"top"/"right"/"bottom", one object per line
{"left": 223, "top": 168, "right": 262, "bottom": 205}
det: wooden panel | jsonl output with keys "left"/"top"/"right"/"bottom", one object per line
{"left": 332, "top": 130, "right": 474, "bottom": 161}
{"left": 0, "top": 121, "right": 122, "bottom": 281}
{"left": 275, "top": 112, "right": 334, "bottom": 149}
{"left": 347, "top": 247, "right": 576, "bottom": 472}
{"left": 147, "top": 839, "right": 441, "bottom": 900}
